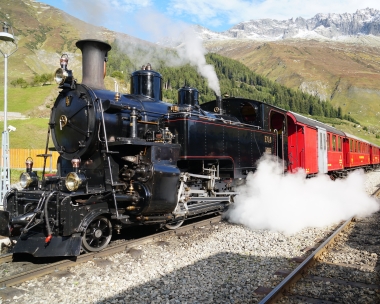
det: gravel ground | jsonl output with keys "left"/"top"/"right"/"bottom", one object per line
{"left": 1, "top": 171, "right": 380, "bottom": 304}
{"left": 281, "top": 171, "right": 380, "bottom": 304}
{"left": 282, "top": 210, "right": 380, "bottom": 304}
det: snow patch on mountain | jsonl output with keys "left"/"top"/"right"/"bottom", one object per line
{"left": 196, "top": 8, "right": 380, "bottom": 42}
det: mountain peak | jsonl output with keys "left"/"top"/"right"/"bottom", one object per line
{"left": 197, "top": 8, "right": 380, "bottom": 42}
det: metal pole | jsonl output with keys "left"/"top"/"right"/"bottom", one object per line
{"left": 4, "top": 53, "right": 7, "bottom": 131}
{"left": 0, "top": 22, "right": 17, "bottom": 208}
{"left": 0, "top": 53, "right": 10, "bottom": 208}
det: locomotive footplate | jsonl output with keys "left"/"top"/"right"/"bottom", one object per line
{"left": 13, "top": 233, "right": 82, "bottom": 257}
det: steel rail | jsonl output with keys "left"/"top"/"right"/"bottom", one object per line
{"left": 259, "top": 217, "right": 353, "bottom": 304}
{"left": 0, "top": 215, "right": 222, "bottom": 287}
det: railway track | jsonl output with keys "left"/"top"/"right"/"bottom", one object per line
{"left": 0, "top": 215, "right": 222, "bottom": 288}
{"left": 1, "top": 188, "right": 379, "bottom": 302}
{"left": 257, "top": 189, "right": 380, "bottom": 303}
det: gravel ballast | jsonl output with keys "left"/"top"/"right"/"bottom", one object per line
{"left": 1, "top": 171, "right": 380, "bottom": 304}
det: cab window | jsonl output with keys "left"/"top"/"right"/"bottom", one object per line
{"left": 241, "top": 103, "right": 257, "bottom": 124}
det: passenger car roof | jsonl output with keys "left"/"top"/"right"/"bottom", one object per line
{"left": 288, "top": 111, "right": 346, "bottom": 136}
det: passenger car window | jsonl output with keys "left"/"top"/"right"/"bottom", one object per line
{"left": 332, "top": 136, "right": 336, "bottom": 151}
{"left": 327, "top": 134, "right": 330, "bottom": 151}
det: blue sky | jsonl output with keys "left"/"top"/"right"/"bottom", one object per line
{"left": 38, "top": 0, "right": 380, "bottom": 41}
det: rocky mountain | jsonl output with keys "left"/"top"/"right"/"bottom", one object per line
{"left": 198, "top": 8, "right": 380, "bottom": 130}
{"left": 197, "top": 8, "right": 380, "bottom": 41}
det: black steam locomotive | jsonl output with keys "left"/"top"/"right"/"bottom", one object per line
{"left": 0, "top": 40, "right": 280, "bottom": 257}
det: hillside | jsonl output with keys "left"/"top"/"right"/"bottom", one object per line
{"left": 0, "top": 0, "right": 379, "bottom": 148}
{"left": 5, "top": 44, "right": 380, "bottom": 148}
{"left": 0, "top": 0, "right": 150, "bottom": 81}
{"left": 199, "top": 8, "right": 380, "bottom": 133}
{"left": 204, "top": 38, "right": 380, "bottom": 129}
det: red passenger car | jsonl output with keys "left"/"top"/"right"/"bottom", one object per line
{"left": 370, "top": 144, "right": 380, "bottom": 168}
{"left": 286, "top": 112, "right": 345, "bottom": 176}
{"left": 343, "top": 133, "right": 371, "bottom": 170}
{"left": 287, "top": 112, "right": 318, "bottom": 174}
{"left": 326, "top": 131, "right": 345, "bottom": 173}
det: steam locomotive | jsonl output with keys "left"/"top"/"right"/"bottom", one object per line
{"left": 1, "top": 39, "right": 376, "bottom": 257}
{"left": 0, "top": 40, "right": 278, "bottom": 257}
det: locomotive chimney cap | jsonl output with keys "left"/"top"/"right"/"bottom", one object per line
{"left": 75, "top": 39, "right": 111, "bottom": 52}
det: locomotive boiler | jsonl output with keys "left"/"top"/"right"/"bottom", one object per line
{"left": 0, "top": 39, "right": 277, "bottom": 257}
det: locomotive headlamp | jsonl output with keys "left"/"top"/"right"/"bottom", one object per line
{"left": 20, "top": 172, "right": 32, "bottom": 188}
{"left": 20, "top": 172, "right": 38, "bottom": 189}
{"left": 20, "top": 158, "right": 39, "bottom": 189}
{"left": 65, "top": 159, "right": 86, "bottom": 191}
{"left": 54, "top": 68, "right": 73, "bottom": 85}
{"left": 65, "top": 172, "right": 86, "bottom": 191}
{"left": 54, "top": 54, "right": 74, "bottom": 87}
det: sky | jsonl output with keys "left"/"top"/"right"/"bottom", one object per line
{"left": 37, "top": 0, "right": 380, "bottom": 41}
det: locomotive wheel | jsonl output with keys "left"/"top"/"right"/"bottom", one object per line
{"left": 82, "top": 216, "right": 112, "bottom": 252}
{"left": 164, "top": 220, "right": 184, "bottom": 230}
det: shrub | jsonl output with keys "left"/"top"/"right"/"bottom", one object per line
{"left": 11, "top": 78, "right": 28, "bottom": 88}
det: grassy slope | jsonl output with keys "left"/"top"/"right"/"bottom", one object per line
{"left": 0, "top": 85, "right": 54, "bottom": 113}
{"left": 8, "top": 118, "right": 50, "bottom": 149}
{"left": 205, "top": 39, "right": 380, "bottom": 132}
{"left": 0, "top": 86, "right": 54, "bottom": 148}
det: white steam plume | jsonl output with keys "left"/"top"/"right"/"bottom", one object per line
{"left": 225, "top": 154, "right": 380, "bottom": 234}
{"left": 133, "top": 9, "right": 221, "bottom": 96}
{"left": 175, "top": 31, "right": 221, "bottom": 96}
{"left": 61, "top": 2, "right": 221, "bottom": 96}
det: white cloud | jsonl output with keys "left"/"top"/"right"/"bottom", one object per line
{"left": 112, "top": 0, "right": 152, "bottom": 11}
{"left": 166, "top": 0, "right": 380, "bottom": 31}
{"left": 63, "top": 0, "right": 152, "bottom": 22}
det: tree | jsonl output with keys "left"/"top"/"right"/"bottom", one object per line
{"left": 111, "top": 71, "right": 124, "bottom": 80}
{"left": 337, "top": 106, "right": 343, "bottom": 119}
{"left": 11, "top": 77, "right": 28, "bottom": 88}
{"left": 31, "top": 73, "right": 53, "bottom": 86}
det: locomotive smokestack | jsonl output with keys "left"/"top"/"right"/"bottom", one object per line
{"left": 76, "top": 39, "right": 111, "bottom": 90}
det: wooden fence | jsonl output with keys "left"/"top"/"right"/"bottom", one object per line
{"left": 1, "top": 149, "right": 60, "bottom": 171}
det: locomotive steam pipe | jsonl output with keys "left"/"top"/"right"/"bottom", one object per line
{"left": 130, "top": 107, "right": 138, "bottom": 138}
{"left": 216, "top": 95, "right": 223, "bottom": 114}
